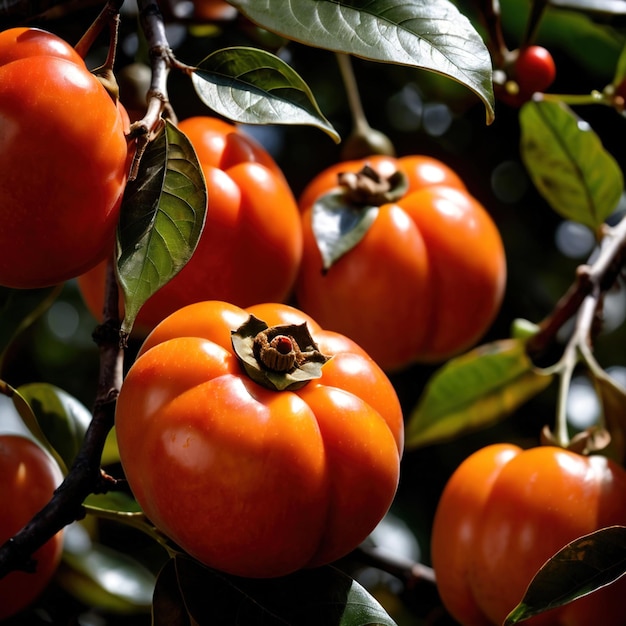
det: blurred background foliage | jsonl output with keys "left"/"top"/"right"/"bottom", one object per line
{"left": 1, "top": 0, "right": 626, "bottom": 623}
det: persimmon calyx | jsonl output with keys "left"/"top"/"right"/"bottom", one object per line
{"left": 338, "top": 164, "right": 407, "bottom": 206}
{"left": 540, "top": 424, "right": 612, "bottom": 456}
{"left": 311, "top": 162, "right": 408, "bottom": 273}
{"left": 232, "top": 315, "right": 330, "bottom": 391}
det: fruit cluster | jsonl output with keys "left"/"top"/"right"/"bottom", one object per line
{"left": 0, "top": 23, "right": 508, "bottom": 615}
{"left": 77, "top": 118, "right": 507, "bottom": 372}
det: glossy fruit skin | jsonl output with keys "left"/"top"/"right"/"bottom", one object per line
{"left": 78, "top": 116, "right": 302, "bottom": 335}
{"left": 0, "top": 435, "right": 64, "bottom": 620}
{"left": 193, "top": 0, "right": 237, "bottom": 20}
{"left": 0, "top": 27, "right": 129, "bottom": 289}
{"left": 296, "top": 155, "right": 506, "bottom": 371}
{"left": 431, "top": 444, "right": 626, "bottom": 626}
{"left": 115, "top": 300, "right": 403, "bottom": 578}
{"left": 514, "top": 46, "right": 556, "bottom": 97}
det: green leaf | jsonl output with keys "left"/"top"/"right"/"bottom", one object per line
{"left": 519, "top": 100, "right": 624, "bottom": 231}
{"left": 117, "top": 120, "right": 208, "bottom": 335}
{"left": 59, "top": 540, "right": 156, "bottom": 614}
{"left": 505, "top": 526, "right": 626, "bottom": 624}
{"left": 311, "top": 191, "right": 379, "bottom": 271}
{"left": 511, "top": 318, "right": 540, "bottom": 341}
{"left": 17, "top": 383, "right": 91, "bottom": 471}
{"left": 229, "top": 0, "right": 495, "bottom": 123}
{"left": 405, "top": 339, "right": 553, "bottom": 449}
{"left": 4, "top": 381, "right": 68, "bottom": 473}
{"left": 167, "top": 556, "right": 397, "bottom": 625}
{"left": 192, "top": 46, "right": 340, "bottom": 142}
{"left": 0, "top": 285, "right": 60, "bottom": 362}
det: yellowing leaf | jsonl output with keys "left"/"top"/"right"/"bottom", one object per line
{"left": 405, "top": 339, "right": 553, "bottom": 449}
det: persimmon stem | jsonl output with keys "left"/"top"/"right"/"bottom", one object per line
{"left": 335, "top": 52, "right": 394, "bottom": 158}
{"left": 336, "top": 52, "right": 370, "bottom": 137}
{"left": 74, "top": 0, "right": 123, "bottom": 61}
{"left": 553, "top": 342, "right": 577, "bottom": 447}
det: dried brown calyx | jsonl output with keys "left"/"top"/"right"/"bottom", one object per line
{"left": 231, "top": 315, "right": 330, "bottom": 391}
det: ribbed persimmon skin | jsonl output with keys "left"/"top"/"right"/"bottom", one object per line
{"left": 432, "top": 444, "right": 626, "bottom": 626}
{"left": 296, "top": 155, "right": 506, "bottom": 371}
{"left": 115, "top": 300, "right": 403, "bottom": 578}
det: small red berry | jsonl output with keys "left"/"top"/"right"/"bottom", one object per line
{"left": 514, "top": 45, "right": 556, "bottom": 96}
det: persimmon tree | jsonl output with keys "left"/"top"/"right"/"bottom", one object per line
{"left": 0, "top": 0, "right": 626, "bottom": 625}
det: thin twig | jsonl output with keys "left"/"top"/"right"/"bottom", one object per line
{"left": 520, "top": 0, "right": 549, "bottom": 49}
{"left": 474, "top": 0, "right": 509, "bottom": 68}
{"left": 353, "top": 544, "right": 436, "bottom": 587}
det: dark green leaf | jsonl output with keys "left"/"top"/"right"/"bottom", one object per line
{"left": 311, "top": 191, "right": 379, "bottom": 271}
{"left": 519, "top": 100, "right": 624, "bottom": 231}
{"left": 6, "top": 382, "right": 68, "bottom": 473}
{"left": 0, "top": 285, "right": 60, "bottom": 362}
{"left": 405, "top": 339, "right": 553, "bottom": 449}
{"left": 192, "top": 46, "right": 340, "bottom": 141}
{"left": 59, "top": 541, "right": 156, "bottom": 613}
{"left": 592, "top": 370, "right": 626, "bottom": 464}
{"left": 505, "top": 526, "right": 626, "bottom": 624}
{"left": 17, "top": 383, "right": 91, "bottom": 470}
{"left": 229, "top": 0, "right": 495, "bottom": 123}
{"left": 174, "top": 556, "right": 397, "bottom": 625}
{"left": 117, "top": 120, "right": 207, "bottom": 335}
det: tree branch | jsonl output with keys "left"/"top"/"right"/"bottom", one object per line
{"left": 0, "top": 256, "right": 124, "bottom": 579}
{"left": 0, "top": 0, "right": 195, "bottom": 578}
{"left": 526, "top": 215, "right": 626, "bottom": 365}
{"left": 127, "top": 0, "right": 196, "bottom": 179}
